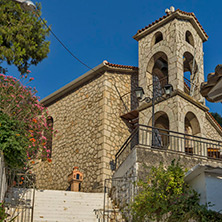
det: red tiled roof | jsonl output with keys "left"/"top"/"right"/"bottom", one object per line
{"left": 104, "top": 61, "right": 138, "bottom": 70}
{"left": 136, "top": 9, "right": 208, "bottom": 39}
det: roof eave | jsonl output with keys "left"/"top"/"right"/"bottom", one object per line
{"left": 185, "top": 164, "right": 222, "bottom": 182}
{"left": 133, "top": 13, "right": 177, "bottom": 41}
{"left": 41, "top": 62, "right": 138, "bottom": 106}
{"left": 133, "top": 11, "right": 208, "bottom": 42}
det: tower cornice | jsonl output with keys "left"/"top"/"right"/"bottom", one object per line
{"left": 133, "top": 9, "right": 208, "bottom": 42}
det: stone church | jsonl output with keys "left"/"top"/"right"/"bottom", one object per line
{"left": 35, "top": 7, "right": 222, "bottom": 192}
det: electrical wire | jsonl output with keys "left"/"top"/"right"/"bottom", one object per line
{"left": 34, "top": 8, "right": 93, "bottom": 71}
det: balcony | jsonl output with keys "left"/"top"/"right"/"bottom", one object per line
{"left": 115, "top": 125, "right": 222, "bottom": 169}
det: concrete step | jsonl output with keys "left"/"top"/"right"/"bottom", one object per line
{"left": 35, "top": 197, "right": 103, "bottom": 203}
{"left": 36, "top": 190, "right": 103, "bottom": 196}
{"left": 33, "top": 190, "right": 104, "bottom": 222}
{"left": 34, "top": 219, "right": 97, "bottom": 222}
{"left": 5, "top": 188, "right": 125, "bottom": 222}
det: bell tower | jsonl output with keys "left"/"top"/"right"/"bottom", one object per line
{"left": 134, "top": 7, "right": 209, "bottom": 137}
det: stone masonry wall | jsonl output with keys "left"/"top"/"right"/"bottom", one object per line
{"left": 99, "top": 71, "right": 138, "bottom": 184}
{"left": 34, "top": 70, "right": 138, "bottom": 192}
{"left": 204, "top": 115, "right": 222, "bottom": 141}
{"left": 136, "top": 147, "right": 222, "bottom": 180}
{"left": 34, "top": 73, "right": 105, "bottom": 191}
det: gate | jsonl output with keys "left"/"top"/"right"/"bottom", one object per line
{"left": 4, "top": 168, "right": 36, "bottom": 222}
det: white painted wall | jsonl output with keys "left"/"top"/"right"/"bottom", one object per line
{"left": 0, "top": 153, "right": 7, "bottom": 202}
{"left": 205, "top": 173, "right": 222, "bottom": 212}
{"left": 188, "top": 172, "right": 207, "bottom": 206}
{"left": 208, "top": 78, "right": 222, "bottom": 102}
{"left": 185, "top": 165, "right": 222, "bottom": 212}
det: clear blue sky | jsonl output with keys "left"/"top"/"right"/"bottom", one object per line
{"left": 6, "top": 0, "right": 222, "bottom": 115}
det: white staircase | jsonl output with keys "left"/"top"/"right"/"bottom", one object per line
{"left": 33, "top": 190, "right": 104, "bottom": 222}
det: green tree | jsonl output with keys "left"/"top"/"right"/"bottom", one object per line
{"left": 131, "top": 161, "right": 222, "bottom": 222}
{"left": 0, "top": 0, "right": 50, "bottom": 74}
{"left": 211, "top": 112, "right": 222, "bottom": 127}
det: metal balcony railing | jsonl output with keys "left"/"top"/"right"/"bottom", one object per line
{"left": 115, "top": 125, "right": 222, "bottom": 168}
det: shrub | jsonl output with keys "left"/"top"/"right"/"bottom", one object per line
{"left": 0, "top": 74, "right": 53, "bottom": 168}
{"left": 131, "top": 160, "right": 222, "bottom": 222}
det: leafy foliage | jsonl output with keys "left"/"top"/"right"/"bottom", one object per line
{"left": 0, "top": 202, "right": 7, "bottom": 222}
{"left": 131, "top": 160, "right": 222, "bottom": 222}
{"left": 211, "top": 112, "right": 222, "bottom": 127}
{"left": 0, "top": 201, "right": 17, "bottom": 222}
{"left": 0, "top": 0, "right": 50, "bottom": 74}
{"left": 0, "top": 74, "right": 53, "bottom": 168}
{"left": 0, "top": 112, "right": 28, "bottom": 168}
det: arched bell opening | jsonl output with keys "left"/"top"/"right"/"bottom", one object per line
{"left": 146, "top": 52, "right": 168, "bottom": 97}
{"left": 185, "top": 112, "right": 200, "bottom": 136}
{"left": 183, "top": 52, "right": 198, "bottom": 95}
{"left": 148, "top": 111, "right": 170, "bottom": 149}
{"left": 184, "top": 112, "right": 201, "bottom": 155}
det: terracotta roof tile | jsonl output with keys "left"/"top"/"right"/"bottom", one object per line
{"left": 136, "top": 9, "right": 208, "bottom": 38}
{"left": 104, "top": 61, "right": 138, "bottom": 70}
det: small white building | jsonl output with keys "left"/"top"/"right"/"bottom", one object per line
{"left": 185, "top": 164, "right": 222, "bottom": 212}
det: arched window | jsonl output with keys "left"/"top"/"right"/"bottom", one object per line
{"left": 46, "top": 116, "right": 53, "bottom": 158}
{"left": 185, "top": 31, "right": 194, "bottom": 47}
{"left": 151, "top": 31, "right": 163, "bottom": 46}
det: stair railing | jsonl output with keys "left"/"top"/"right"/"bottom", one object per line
{"left": 4, "top": 167, "right": 36, "bottom": 222}
{"left": 101, "top": 176, "right": 137, "bottom": 222}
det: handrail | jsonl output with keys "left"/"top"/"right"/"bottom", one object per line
{"left": 115, "top": 124, "right": 222, "bottom": 170}
{"left": 102, "top": 177, "right": 137, "bottom": 222}
{"left": 115, "top": 127, "right": 139, "bottom": 159}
